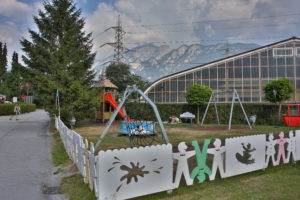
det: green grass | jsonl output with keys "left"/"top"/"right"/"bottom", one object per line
{"left": 61, "top": 174, "right": 96, "bottom": 200}
{"left": 51, "top": 131, "right": 69, "bottom": 166}
{"left": 59, "top": 123, "right": 300, "bottom": 200}
{"left": 133, "top": 162, "right": 300, "bottom": 200}
{"left": 73, "top": 124, "right": 296, "bottom": 151}
{"left": 51, "top": 129, "right": 96, "bottom": 199}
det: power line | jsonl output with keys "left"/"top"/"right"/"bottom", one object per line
{"left": 122, "top": 36, "right": 292, "bottom": 45}
{"left": 92, "top": 12, "right": 300, "bottom": 40}
{"left": 127, "top": 21, "right": 300, "bottom": 34}
{"left": 94, "top": 60, "right": 207, "bottom": 66}
{"left": 124, "top": 12, "right": 300, "bottom": 28}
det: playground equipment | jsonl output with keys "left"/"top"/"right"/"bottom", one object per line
{"left": 201, "top": 89, "right": 252, "bottom": 130}
{"left": 95, "top": 85, "right": 169, "bottom": 149}
{"left": 94, "top": 78, "right": 130, "bottom": 121}
{"left": 120, "top": 121, "right": 155, "bottom": 135}
{"left": 283, "top": 104, "right": 300, "bottom": 127}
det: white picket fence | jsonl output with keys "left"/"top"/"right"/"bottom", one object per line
{"left": 55, "top": 116, "right": 300, "bottom": 200}
{"left": 55, "top": 116, "right": 100, "bottom": 197}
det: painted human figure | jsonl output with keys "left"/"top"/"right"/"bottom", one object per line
{"left": 286, "top": 131, "right": 296, "bottom": 163}
{"left": 265, "top": 133, "right": 277, "bottom": 167}
{"left": 276, "top": 132, "right": 287, "bottom": 165}
{"left": 207, "top": 138, "right": 226, "bottom": 180}
{"left": 173, "top": 142, "right": 195, "bottom": 188}
{"left": 191, "top": 139, "right": 211, "bottom": 183}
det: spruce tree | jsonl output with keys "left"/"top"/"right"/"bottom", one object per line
{"left": 21, "top": 0, "right": 97, "bottom": 123}
{"left": 0, "top": 42, "right": 2, "bottom": 78}
{"left": 11, "top": 52, "right": 20, "bottom": 74}
{"left": 9, "top": 52, "right": 23, "bottom": 96}
{"left": 0, "top": 42, "right": 7, "bottom": 78}
{"left": 0, "top": 52, "right": 22, "bottom": 98}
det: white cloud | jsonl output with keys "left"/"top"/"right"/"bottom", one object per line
{"left": 0, "top": 22, "right": 20, "bottom": 46}
{"left": 84, "top": 0, "right": 298, "bottom": 71}
{"left": 0, "top": 21, "right": 24, "bottom": 69}
{"left": 0, "top": 1, "right": 44, "bottom": 69}
{"left": 1, "top": 0, "right": 299, "bottom": 70}
{"left": 0, "top": 0, "right": 32, "bottom": 20}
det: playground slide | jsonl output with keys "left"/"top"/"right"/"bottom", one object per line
{"left": 104, "top": 93, "right": 131, "bottom": 120}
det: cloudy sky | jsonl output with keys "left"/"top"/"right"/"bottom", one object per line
{"left": 1, "top": 0, "right": 300, "bottom": 69}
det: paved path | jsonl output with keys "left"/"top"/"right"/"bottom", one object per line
{"left": 0, "top": 109, "right": 57, "bottom": 200}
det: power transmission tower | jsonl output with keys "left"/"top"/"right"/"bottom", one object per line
{"left": 100, "top": 15, "right": 127, "bottom": 63}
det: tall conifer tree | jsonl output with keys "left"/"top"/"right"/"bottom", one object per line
{"left": 0, "top": 42, "right": 7, "bottom": 78}
{"left": 11, "top": 52, "right": 20, "bottom": 74}
{"left": 21, "top": 0, "right": 97, "bottom": 122}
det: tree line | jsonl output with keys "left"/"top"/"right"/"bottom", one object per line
{"left": 0, "top": 0, "right": 148, "bottom": 124}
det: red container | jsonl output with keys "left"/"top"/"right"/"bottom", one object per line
{"left": 282, "top": 104, "right": 300, "bottom": 127}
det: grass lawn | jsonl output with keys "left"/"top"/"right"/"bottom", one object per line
{"left": 135, "top": 162, "right": 300, "bottom": 200}
{"left": 51, "top": 129, "right": 96, "bottom": 200}
{"left": 73, "top": 123, "right": 297, "bottom": 151}
{"left": 65, "top": 123, "right": 300, "bottom": 200}
{"left": 51, "top": 131, "right": 69, "bottom": 166}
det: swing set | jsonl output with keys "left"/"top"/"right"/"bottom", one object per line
{"left": 95, "top": 85, "right": 170, "bottom": 150}
{"left": 201, "top": 89, "right": 252, "bottom": 130}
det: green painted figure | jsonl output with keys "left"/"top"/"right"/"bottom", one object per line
{"left": 191, "top": 139, "right": 212, "bottom": 183}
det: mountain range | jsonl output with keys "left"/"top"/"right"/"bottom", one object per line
{"left": 94, "top": 42, "right": 260, "bottom": 82}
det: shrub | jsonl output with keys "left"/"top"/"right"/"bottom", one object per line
{"left": 0, "top": 103, "right": 36, "bottom": 115}
{"left": 124, "top": 102, "right": 285, "bottom": 125}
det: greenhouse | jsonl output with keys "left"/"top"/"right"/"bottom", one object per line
{"left": 144, "top": 37, "right": 300, "bottom": 103}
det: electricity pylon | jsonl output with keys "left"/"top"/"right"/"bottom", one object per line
{"left": 100, "top": 15, "right": 127, "bottom": 63}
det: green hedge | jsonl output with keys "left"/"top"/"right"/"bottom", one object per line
{"left": 0, "top": 103, "right": 36, "bottom": 116}
{"left": 125, "top": 102, "right": 286, "bottom": 125}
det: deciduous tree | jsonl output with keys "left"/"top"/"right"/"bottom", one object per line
{"left": 264, "top": 78, "right": 294, "bottom": 120}
{"left": 185, "top": 84, "right": 212, "bottom": 124}
{"left": 105, "top": 62, "right": 149, "bottom": 94}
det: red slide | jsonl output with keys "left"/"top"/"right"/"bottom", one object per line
{"left": 104, "top": 93, "right": 132, "bottom": 120}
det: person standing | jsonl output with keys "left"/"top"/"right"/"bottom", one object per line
{"left": 9, "top": 104, "right": 21, "bottom": 120}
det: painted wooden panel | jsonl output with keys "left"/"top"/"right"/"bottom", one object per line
{"left": 296, "top": 130, "right": 300, "bottom": 161}
{"left": 275, "top": 132, "right": 288, "bottom": 164}
{"left": 225, "top": 135, "right": 266, "bottom": 177}
{"left": 173, "top": 142, "right": 195, "bottom": 188}
{"left": 286, "top": 131, "right": 296, "bottom": 163}
{"left": 97, "top": 144, "right": 173, "bottom": 200}
{"left": 207, "top": 138, "right": 226, "bottom": 180}
{"left": 265, "top": 133, "right": 277, "bottom": 167}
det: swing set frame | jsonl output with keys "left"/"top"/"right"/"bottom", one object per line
{"left": 95, "top": 85, "right": 170, "bottom": 150}
{"left": 201, "top": 89, "right": 252, "bottom": 130}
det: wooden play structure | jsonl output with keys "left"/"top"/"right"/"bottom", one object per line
{"left": 94, "top": 78, "right": 119, "bottom": 122}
